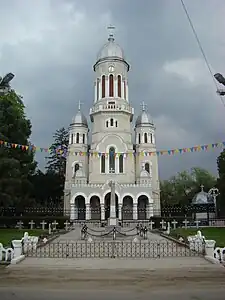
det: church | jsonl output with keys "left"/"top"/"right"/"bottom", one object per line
{"left": 64, "top": 28, "right": 161, "bottom": 221}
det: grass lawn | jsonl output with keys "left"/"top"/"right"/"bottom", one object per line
{"left": 170, "top": 227, "right": 225, "bottom": 247}
{"left": 0, "top": 229, "right": 48, "bottom": 247}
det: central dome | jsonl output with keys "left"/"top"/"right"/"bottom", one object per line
{"left": 97, "top": 35, "right": 124, "bottom": 61}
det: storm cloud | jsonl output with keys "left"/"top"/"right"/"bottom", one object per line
{"left": 0, "top": 0, "right": 225, "bottom": 178}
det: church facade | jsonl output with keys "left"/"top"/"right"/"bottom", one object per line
{"left": 64, "top": 30, "right": 161, "bottom": 221}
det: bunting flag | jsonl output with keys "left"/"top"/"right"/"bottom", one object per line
{"left": 0, "top": 139, "right": 224, "bottom": 158}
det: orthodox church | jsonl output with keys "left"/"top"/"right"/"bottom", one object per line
{"left": 64, "top": 28, "right": 161, "bottom": 221}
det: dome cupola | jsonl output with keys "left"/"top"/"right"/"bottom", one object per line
{"left": 71, "top": 101, "right": 88, "bottom": 127}
{"left": 135, "top": 102, "right": 153, "bottom": 127}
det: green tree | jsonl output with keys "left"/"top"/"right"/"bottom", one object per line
{"left": 160, "top": 167, "right": 216, "bottom": 206}
{"left": 0, "top": 90, "right": 37, "bottom": 207}
{"left": 217, "top": 150, "right": 225, "bottom": 215}
{"left": 46, "top": 127, "right": 69, "bottom": 175}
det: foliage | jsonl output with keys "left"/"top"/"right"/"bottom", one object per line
{"left": 46, "top": 127, "right": 69, "bottom": 175}
{"left": 160, "top": 167, "right": 216, "bottom": 206}
{"left": 217, "top": 150, "right": 225, "bottom": 215}
{"left": 29, "top": 169, "right": 65, "bottom": 206}
{"left": 0, "top": 90, "right": 37, "bottom": 207}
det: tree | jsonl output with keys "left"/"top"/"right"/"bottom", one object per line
{"left": 46, "top": 127, "right": 69, "bottom": 175}
{"left": 160, "top": 167, "right": 216, "bottom": 206}
{"left": 217, "top": 150, "right": 225, "bottom": 215}
{"left": 0, "top": 90, "right": 37, "bottom": 207}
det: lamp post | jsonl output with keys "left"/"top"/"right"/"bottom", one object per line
{"left": 208, "top": 187, "right": 219, "bottom": 217}
{"left": 214, "top": 73, "right": 225, "bottom": 96}
{"left": 0, "top": 73, "right": 15, "bottom": 96}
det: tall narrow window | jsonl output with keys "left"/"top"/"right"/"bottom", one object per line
{"left": 124, "top": 81, "right": 126, "bottom": 99}
{"left": 145, "top": 163, "right": 150, "bottom": 173}
{"left": 118, "top": 75, "right": 121, "bottom": 97}
{"left": 109, "top": 147, "right": 115, "bottom": 173}
{"left": 119, "top": 154, "right": 123, "bottom": 173}
{"left": 97, "top": 79, "right": 99, "bottom": 100}
{"left": 76, "top": 133, "right": 79, "bottom": 143}
{"left": 115, "top": 121, "right": 118, "bottom": 127}
{"left": 106, "top": 121, "right": 109, "bottom": 127}
{"left": 138, "top": 133, "right": 141, "bottom": 144}
{"left": 75, "top": 163, "right": 79, "bottom": 172}
{"left": 82, "top": 134, "right": 85, "bottom": 144}
{"left": 101, "top": 155, "right": 105, "bottom": 173}
{"left": 109, "top": 74, "right": 114, "bottom": 97}
{"left": 150, "top": 133, "right": 153, "bottom": 143}
{"left": 102, "top": 75, "right": 105, "bottom": 98}
{"left": 110, "top": 118, "right": 113, "bottom": 126}
{"left": 71, "top": 134, "right": 74, "bottom": 144}
{"left": 144, "top": 133, "right": 148, "bottom": 143}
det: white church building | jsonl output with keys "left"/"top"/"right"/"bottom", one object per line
{"left": 64, "top": 29, "right": 161, "bottom": 221}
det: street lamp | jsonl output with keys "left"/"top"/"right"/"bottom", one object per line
{"left": 214, "top": 73, "right": 225, "bottom": 96}
{"left": 0, "top": 73, "right": 15, "bottom": 96}
{"left": 208, "top": 187, "right": 219, "bottom": 216}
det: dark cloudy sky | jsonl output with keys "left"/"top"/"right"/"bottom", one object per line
{"left": 0, "top": 0, "right": 225, "bottom": 179}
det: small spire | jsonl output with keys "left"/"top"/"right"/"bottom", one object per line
{"left": 200, "top": 184, "right": 204, "bottom": 192}
{"left": 141, "top": 101, "right": 147, "bottom": 111}
{"left": 78, "top": 100, "right": 82, "bottom": 111}
{"left": 107, "top": 25, "right": 115, "bottom": 41}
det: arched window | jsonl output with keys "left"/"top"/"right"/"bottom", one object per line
{"left": 124, "top": 80, "right": 126, "bottom": 99}
{"left": 144, "top": 133, "right": 148, "bottom": 143}
{"left": 145, "top": 163, "right": 150, "bottom": 173}
{"left": 106, "top": 121, "right": 109, "bottom": 127}
{"left": 118, "top": 75, "right": 121, "bottom": 97}
{"left": 82, "top": 134, "right": 85, "bottom": 144}
{"left": 109, "top": 74, "right": 114, "bottom": 97}
{"left": 101, "top": 155, "right": 105, "bottom": 173}
{"left": 97, "top": 79, "right": 99, "bottom": 100}
{"left": 102, "top": 75, "right": 105, "bottom": 98}
{"left": 119, "top": 154, "right": 123, "bottom": 173}
{"left": 109, "top": 147, "right": 115, "bottom": 173}
{"left": 71, "top": 134, "right": 74, "bottom": 144}
{"left": 138, "top": 133, "right": 141, "bottom": 144}
{"left": 76, "top": 133, "right": 79, "bottom": 143}
{"left": 75, "top": 163, "right": 79, "bottom": 172}
{"left": 150, "top": 133, "right": 153, "bottom": 143}
{"left": 110, "top": 118, "right": 113, "bottom": 126}
{"left": 115, "top": 121, "right": 118, "bottom": 127}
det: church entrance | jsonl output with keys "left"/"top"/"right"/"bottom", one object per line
{"left": 104, "top": 192, "right": 119, "bottom": 219}
{"left": 75, "top": 195, "right": 86, "bottom": 220}
{"left": 90, "top": 196, "right": 100, "bottom": 220}
{"left": 122, "top": 196, "right": 133, "bottom": 220}
{"left": 137, "top": 195, "right": 148, "bottom": 220}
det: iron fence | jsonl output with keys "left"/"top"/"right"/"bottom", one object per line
{"left": 24, "top": 240, "right": 204, "bottom": 259}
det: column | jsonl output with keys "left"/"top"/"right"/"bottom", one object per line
{"left": 118, "top": 204, "right": 122, "bottom": 220}
{"left": 74, "top": 204, "right": 78, "bottom": 220}
{"left": 70, "top": 203, "right": 75, "bottom": 220}
{"left": 133, "top": 203, "right": 138, "bottom": 220}
{"left": 115, "top": 155, "right": 119, "bottom": 174}
{"left": 86, "top": 203, "right": 91, "bottom": 220}
{"left": 106, "top": 77, "right": 109, "bottom": 97}
{"left": 101, "top": 204, "right": 105, "bottom": 220}
{"left": 99, "top": 79, "right": 102, "bottom": 99}
{"left": 126, "top": 82, "right": 129, "bottom": 101}
{"left": 122, "top": 79, "right": 125, "bottom": 99}
{"left": 146, "top": 203, "right": 154, "bottom": 219}
{"left": 115, "top": 78, "right": 118, "bottom": 97}
{"left": 94, "top": 81, "right": 97, "bottom": 102}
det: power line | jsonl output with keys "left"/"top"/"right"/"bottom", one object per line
{"left": 180, "top": 0, "right": 225, "bottom": 108}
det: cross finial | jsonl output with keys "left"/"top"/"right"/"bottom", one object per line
{"left": 107, "top": 25, "right": 115, "bottom": 41}
{"left": 141, "top": 101, "right": 147, "bottom": 111}
{"left": 78, "top": 100, "right": 82, "bottom": 111}
{"left": 200, "top": 184, "right": 204, "bottom": 191}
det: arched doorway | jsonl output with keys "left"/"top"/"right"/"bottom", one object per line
{"left": 137, "top": 195, "right": 148, "bottom": 220}
{"left": 122, "top": 196, "right": 133, "bottom": 220}
{"left": 104, "top": 192, "right": 119, "bottom": 219}
{"left": 75, "top": 195, "right": 86, "bottom": 220}
{"left": 90, "top": 196, "right": 100, "bottom": 220}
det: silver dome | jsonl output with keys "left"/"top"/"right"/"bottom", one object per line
{"left": 135, "top": 102, "right": 153, "bottom": 127}
{"left": 97, "top": 36, "right": 124, "bottom": 61}
{"left": 192, "top": 188, "right": 214, "bottom": 205}
{"left": 71, "top": 106, "right": 88, "bottom": 127}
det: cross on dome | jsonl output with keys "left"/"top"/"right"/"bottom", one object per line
{"left": 107, "top": 25, "right": 115, "bottom": 41}
{"left": 78, "top": 100, "right": 83, "bottom": 111}
{"left": 141, "top": 101, "right": 147, "bottom": 111}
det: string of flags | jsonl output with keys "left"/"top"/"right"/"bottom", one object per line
{"left": 0, "top": 139, "right": 224, "bottom": 158}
